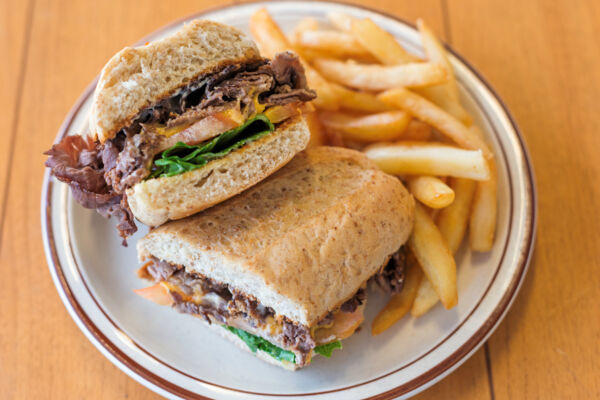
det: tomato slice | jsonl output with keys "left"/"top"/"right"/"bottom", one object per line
{"left": 133, "top": 283, "right": 173, "bottom": 306}
{"left": 172, "top": 113, "right": 240, "bottom": 146}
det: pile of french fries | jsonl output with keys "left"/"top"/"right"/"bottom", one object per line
{"left": 249, "top": 9, "right": 498, "bottom": 335}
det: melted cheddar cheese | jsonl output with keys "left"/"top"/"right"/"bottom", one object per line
{"left": 155, "top": 123, "right": 192, "bottom": 137}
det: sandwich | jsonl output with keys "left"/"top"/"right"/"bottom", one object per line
{"left": 134, "top": 147, "right": 414, "bottom": 370}
{"left": 44, "top": 20, "right": 316, "bottom": 243}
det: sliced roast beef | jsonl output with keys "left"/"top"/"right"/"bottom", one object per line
{"left": 142, "top": 257, "right": 370, "bottom": 366}
{"left": 271, "top": 51, "right": 307, "bottom": 89}
{"left": 187, "top": 52, "right": 316, "bottom": 114}
{"left": 44, "top": 135, "right": 137, "bottom": 243}
{"left": 230, "top": 291, "right": 274, "bottom": 321}
{"left": 262, "top": 51, "right": 316, "bottom": 106}
{"left": 282, "top": 318, "right": 315, "bottom": 365}
{"left": 340, "top": 288, "right": 366, "bottom": 313}
{"left": 374, "top": 246, "right": 407, "bottom": 294}
{"left": 172, "top": 292, "right": 218, "bottom": 324}
{"left": 203, "top": 69, "right": 273, "bottom": 109}
{"left": 103, "top": 129, "right": 164, "bottom": 193}
{"left": 45, "top": 135, "right": 106, "bottom": 193}
{"left": 101, "top": 193, "right": 137, "bottom": 241}
{"left": 146, "top": 258, "right": 179, "bottom": 281}
{"left": 141, "top": 53, "right": 314, "bottom": 128}
{"left": 45, "top": 52, "right": 315, "bottom": 241}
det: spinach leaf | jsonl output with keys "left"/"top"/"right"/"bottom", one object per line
{"left": 224, "top": 326, "right": 296, "bottom": 364}
{"left": 149, "top": 114, "right": 275, "bottom": 179}
{"left": 313, "top": 341, "right": 342, "bottom": 358}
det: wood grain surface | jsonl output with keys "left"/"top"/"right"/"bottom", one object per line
{"left": 0, "top": 0, "right": 597, "bottom": 399}
{"left": 0, "top": 0, "right": 31, "bottom": 223}
{"left": 449, "top": 1, "right": 600, "bottom": 398}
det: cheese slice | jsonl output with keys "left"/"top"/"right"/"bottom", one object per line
{"left": 313, "top": 304, "right": 365, "bottom": 345}
{"left": 155, "top": 123, "right": 192, "bottom": 137}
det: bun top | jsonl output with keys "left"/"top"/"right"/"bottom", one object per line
{"left": 137, "top": 147, "right": 415, "bottom": 326}
{"left": 89, "top": 20, "right": 261, "bottom": 143}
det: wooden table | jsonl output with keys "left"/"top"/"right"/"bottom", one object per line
{"left": 1, "top": 0, "right": 598, "bottom": 398}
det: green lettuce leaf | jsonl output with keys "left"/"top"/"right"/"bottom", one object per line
{"left": 313, "top": 341, "right": 342, "bottom": 358}
{"left": 224, "top": 326, "right": 296, "bottom": 364}
{"left": 149, "top": 114, "right": 275, "bottom": 179}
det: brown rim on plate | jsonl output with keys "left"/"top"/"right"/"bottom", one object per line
{"left": 41, "top": 2, "right": 536, "bottom": 399}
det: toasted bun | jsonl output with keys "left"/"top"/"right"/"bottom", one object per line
{"left": 126, "top": 116, "right": 310, "bottom": 226}
{"left": 137, "top": 147, "right": 415, "bottom": 326}
{"left": 205, "top": 322, "right": 299, "bottom": 371}
{"left": 90, "top": 20, "right": 261, "bottom": 143}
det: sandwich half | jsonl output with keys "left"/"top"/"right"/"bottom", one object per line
{"left": 44, "top": 20, "right": 315, "bottom": 242}
{"left": 134, "top": 147, "right": 415, "bottom": 370}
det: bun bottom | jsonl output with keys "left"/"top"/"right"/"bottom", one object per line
{"left": 127, "top": 116, "right": 310, "bottom": 227}
{"left": 205, "top": 322, "right": 300, "bottom": 371}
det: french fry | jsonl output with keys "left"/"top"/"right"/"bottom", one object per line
{"left": 402, "top": 120, "right": 433, "bottom": 141}
{"left": 372, "top": 254, "right": 423, "bottom": 335}
{"left": 289, "top": 19, "right": 326, "bottom": 61}
{"left": 379, "top": 88, "right": 491, "bottom": 157}
{"left": 249, "top": 8, "right": 339, "bottom": 111}
{"left": 303, "top": 112, "right": 327, "bottom": 148}
{"left": 249, "top": 8, "right": 290, "bottom": 57}
{"left": 412, "top": 177, "right": 478, "bottom": 316}
{"left": 417, "top": 19, "right": 460, "bottom": 101}
{"left": 411, "top": 278, "right": 439, "bottom": 317}
{"left": 317, "top": 112, "right": 345, "bottom": 147}
{"left": 295, "top": 31, "right": 372, "bottom": 59}
{"left": 364, "top": 142, "right": 490, "bottom": 180}
{"left": 470, "top": 157, "right": 498, "bottom": 251}
{"left": 429, "top": 207, "right": 441, "bottom": 222}
{"left": 327, "top": 11, "right": 354, "bottom": 32}
{"left": 330, "top": 83, "right": 392, "bottom": 113}
{"left": 409, "top": 202, "right": 458, "bottom": 309}
{"left": 348, "top": 17, "right": 420, "bottom": 65}
{"left": 295, "top": 48, "right": 336, "bottom": 62}
{"left": 297, "top": 49, "right": 378, "bottom": 64}
{"left": 313, "top": 59, "right": 448, "bottom": 91}
{"left": 290, "top": 16, "right": 319, "bottom": 44}
{"left": 415, "top": 86, "right": 473, "bottom": 126}
{"left": 414, "top": 19, "right": 472, "bottom": 126}
{"left": 437, "top": 178, "right": 477, "bottom": 254}
{"left": 408, "top": 176, "right": 455, "bottom": 209}
{"left": 302, "top": 67, "right": 340, "bottom": 110}
{"left": 319, "top": 111, "right": 410, "bottom": 142}
{"left": 289, "top": 18, "right": 319, "bottom": 59}
{"left": 411, "top": 181, "right": 448, "bottom": 317}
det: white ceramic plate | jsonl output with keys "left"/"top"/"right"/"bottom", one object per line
{"left": 41, "top": 2, "right": 536, "bottom": 399}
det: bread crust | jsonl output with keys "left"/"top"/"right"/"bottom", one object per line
{"left": 90, "top": 20, "right": 261, "bottom": 143}
{"left": 127, "top": 116, "right": 310, "bottom": 226}
{"left": 137, "top": 147, "right": 415, "bottom": 326}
